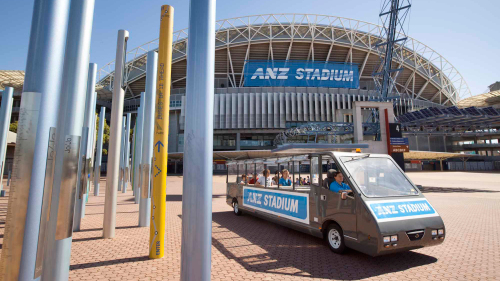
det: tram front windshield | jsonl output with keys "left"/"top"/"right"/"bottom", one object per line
{"left": 340, "top": 156, "right": 419, "bottom": 198}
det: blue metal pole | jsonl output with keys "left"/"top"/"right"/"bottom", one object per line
{"left": 0, "top": 87, "right": 14, "bottom": 194}
{"left": 181, "top": 0, "right": 216, "bottom": 279}
{"left": 4, "top": 0, "right": 70, "bottom": 279}
{"left": 42, "top": 0, "right": 96, "bottom": 279}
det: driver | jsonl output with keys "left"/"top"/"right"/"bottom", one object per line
{"left": 329, "top": 171, "right": 351, "bottom": 193}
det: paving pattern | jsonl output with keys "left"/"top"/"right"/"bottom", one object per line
{"left": 0, "top": 171, "right": 499, "bottom": 280}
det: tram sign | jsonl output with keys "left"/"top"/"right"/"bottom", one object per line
{"left": 243, "top": 60, "right": 359, "bottom": 88}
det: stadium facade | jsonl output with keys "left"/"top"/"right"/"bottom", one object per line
{"left": 94, "top": 14, "right": 500, "bottom": 170}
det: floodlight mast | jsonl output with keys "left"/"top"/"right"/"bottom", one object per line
{"left": 372, "top": 0, "right": 411, "bottom": 101}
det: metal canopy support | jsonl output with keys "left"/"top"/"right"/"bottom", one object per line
{"left": 181, "top": 0, "right": 216, "bottom": 279}
{"left": 139, "top": 51, "right": 157, "bottom": 227}
{"left": 0, "top": 87, "right": 13, "bottom": 194}
{"left": 42, "top": 0, "right": 96, "bottom": 278}
{"left": 103, "top": 29, "right": 129, "bottom": 239}
{"left": 6, "top": 0, "right": 70, "bottom": 279}
{"left": 94, "top": 106, "right": 106, "bottom": 196}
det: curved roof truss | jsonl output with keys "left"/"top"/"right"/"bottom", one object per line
{"left": 96, "top": 14, "right": 471, "bottom": 105}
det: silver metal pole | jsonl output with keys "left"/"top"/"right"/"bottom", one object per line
{"left": 131, "top": 122, "right": 136, "bottom": 197}
{"left": 73, "top": 126, "right": 88, "bottom": 232}
{"left": 181, "top": 0, "right": 216, "bottom": 279}
{"left": 42, "top": 0, "right": 95, "bottom": 278}
{"left": 5, "top": 0, "right": 70, "bottom": 278}
{"left": 134, "top": 95, "right": 145, "bottom": 204}
{"left": 139, "top": 51, "right": 157, "bottom": 227}
{"left": 74, "top": 63, "right": 97, "bottom": 229}
{"left": 103, "top": 29, "right": 128, "bottom": 238}
{"left": 118, "top": 116, "right": 126, "bottom": 192}
{"left": 123, "top": 112, "right": 131, "bottom": 193}
{"left": 94, "top": 106, "right": 106, "bottom": 195}
{"left": 0, "top": 87, "right": 14, "bottom": 193}
{"left": 90, "top": 92, "right": 97, "bottom": 188}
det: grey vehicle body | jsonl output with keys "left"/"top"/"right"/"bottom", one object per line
{"left": 226, "top": 151, "right": 445, "bottom": 256}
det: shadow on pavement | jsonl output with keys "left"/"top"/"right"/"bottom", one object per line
{"left": 418, "top": 186, "right": 499, "bottom": 193}
{"left": 166, "top": 194, "right": 226, "bottom": 201}
{"left": 211, "top": 211, "right": 437, "bottom": 280}
{"left": 70, "top": 256, "right": 149, "bottom": 270}
{"left": 77, "top": 225, "right": 140, "bottom": 232}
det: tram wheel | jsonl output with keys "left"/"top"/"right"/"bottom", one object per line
{"left": 233, "top": 200, "right": 242, "bottom": 216}
{"left": 325, "top": 224, "right": 346, "bottom": 254}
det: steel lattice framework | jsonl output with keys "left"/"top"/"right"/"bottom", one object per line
{"left": 96, "top": 14, "right": 471, "bottom": 105}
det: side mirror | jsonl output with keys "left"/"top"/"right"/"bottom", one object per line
{"left": 341, "top": 192, "right": 348, "bottom": 200}
{"left": 416, "top": 185, "right": 423, "bottom": 190}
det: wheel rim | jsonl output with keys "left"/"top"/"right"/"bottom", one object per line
{"left": 234, "top": 203, "right": 239, "bottom": 213}
{"left": 328, "top": 229, "right": 341, "bottom": 249}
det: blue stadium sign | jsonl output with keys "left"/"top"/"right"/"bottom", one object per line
{"left": 243, "top": 186, "right": 309, "bottom": 224}
{"left": 243, "top": 60, "right": 359, "bottom": 88}
{"left": 367, "top": 199, "right": 439, "bottom": 222}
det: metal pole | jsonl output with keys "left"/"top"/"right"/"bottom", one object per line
{"left": 103, "top": 29, "right": 129, "bottom": 238}
{"left": 0, "top": 87, "right": 14, "bottom": 194}
{"left": 74, "top": 63, "right": 97, "bottom": 229}
{"left": 90, "top": 92, "right": 97, "bottom": 190}
{"left": 181, "top": 0, "right": 215, "bottom": 278}
{"left": 2, "top": 0, "right": 70, "bottom": 278}
{"left": 118, "top": 116, "right": 126, "bottom": 192}
{"left": 150, "top": 5, "right": 174, "bottom": 259}
{"left": 94, "top": 106, "right": 105, "bottom": 196}
{"left": 132, "top": 123, "right": 136, "bottom": 197}
{"left": 42, "top": 0, "right": 95, "bottom": 278}
{"left": 123, "top": 112, "right": 131, "bottom": 193}
{"left": 139, "top": 51, "right": 157, "bottom": 227}
{"left": 134, "top": 95, "right": 145, "bottom": 204}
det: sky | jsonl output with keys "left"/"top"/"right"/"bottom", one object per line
{"left": 1, "top": 0, "right": 499, "bottom": 98}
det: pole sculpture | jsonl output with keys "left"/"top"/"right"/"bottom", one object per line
{"left": 0, "top": 87, "right": 14, "bottom": 195}
{"left": 123, "top": 112, "right": 131, "bottom": 192}
{"left": 42, "top": 0, "right": 96, "bottom": 279}
{"left": 181, "top": 0, "right": 216, "bottom": 278}
{"left": 103, "top": 29, "right": 129, "bottom": 238}
{"left": 94, "top": 106, "right": 106, "bottom": 195}
{"left": 3, "top": 0, "right": 70, "bottom": 279}
{"left": 134, "top": 94, "right": 145, "bottom": 204}
{"left": 140, "top": 51, "right": 157, "bottom": 227}
{"left": 118, "top": 116, "right": 126, "bottom": 192}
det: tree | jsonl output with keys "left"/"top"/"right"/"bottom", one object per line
{"left": 9, "top": 121, "right": 18, "bottom": 133}
{"left": 95, "top": 115, "right": 110, "bottom": 154}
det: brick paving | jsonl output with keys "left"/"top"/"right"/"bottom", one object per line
{"left": 0, "top": 171, "right": 500, "bottom": 280}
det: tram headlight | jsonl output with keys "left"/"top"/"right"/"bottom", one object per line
{"left": 438, "top": 229, "right": 444, "bottom": 235}
{"left": 383, "top": 236, "right": 390, "bottom": 243}
{"left": 432, "top": 230, "right": 437, "bottom": 236}
{"left": 391, "top": 235, "right": 398, "bottom": 242}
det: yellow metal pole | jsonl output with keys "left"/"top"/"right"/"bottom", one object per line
{"left": 150, "top": 4, "right": 173, "bottom": 259}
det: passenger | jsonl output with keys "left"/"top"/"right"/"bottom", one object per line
{"left": 240, "top": 174, "right": 247, "bottom": 185}
{"left": 329, "top": 171, "right": 351, "bottom": 193}
{"left": 255, "top": 169, "right": 272, "bottom": 187}
{"left": 248, "top": 174, "right": 258, "bottom": 184}
{"left": 272, "top": 176, "right": 279, "bottom": 186}
{"left": 295, "top": 177, "right": 301, "bottom": 185}
{"left": 305, "top": 176, "right": 310, "bottom": 185}
{"left": 279, "top": 169, "right": 292, "bottom": 186}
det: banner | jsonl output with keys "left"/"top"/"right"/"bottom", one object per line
{"left": 367, "top": 198, "right": 439, "bottom": 222}
{"left": 243, "top": 186, "right": 309, "bottom": 224}
{"left": 243, "top": 60, "right": 359, "bottom": 88}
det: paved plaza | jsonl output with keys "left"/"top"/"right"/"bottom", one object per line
{"left": 1, "top": 171, "right": 499, "bottom": 280}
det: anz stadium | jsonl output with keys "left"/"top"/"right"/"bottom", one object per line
{"left": 94, "top": 14, "right": 500, "bottom": 172}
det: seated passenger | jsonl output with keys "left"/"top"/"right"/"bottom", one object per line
{"left": 255, "top": 169, "right": 272, "bottom": 187}
{"left": 248, "top": 174, "right": 257, "bottom": 184}
{"left": 329, "top": 171, "right": 351, "bottom": 193}
{"left": 239, "top": 174, "right": 247, "bottom": 184}
{"left": 323, "top": 169, "right": 336, "bottom": 189}
{"left": 279, "top": 169, "right": 292, "bottom": 186}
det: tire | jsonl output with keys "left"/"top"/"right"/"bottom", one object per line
{"left": 325, "top": 223, "right": 346, "bottom": 254}
{"left": 233, "top": 200, "right": 242, "bottom": 216}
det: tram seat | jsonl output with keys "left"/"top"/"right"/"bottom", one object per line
{"left": 323, "top": 169, "right": 336, "bottom": 190}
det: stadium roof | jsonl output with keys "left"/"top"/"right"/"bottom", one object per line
{"left": 96, "top": 14, "right": 471, "bottom": 106}
{"left": 0, "top": 70, "right": 24, "bottom": 90}
{"left": 457, "top": 90, "right": 500, "bottom": 109}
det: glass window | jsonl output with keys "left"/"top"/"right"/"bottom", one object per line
{"left": 340, "top": 156, "right": 419, "bottom": 197}
{"left": 227, "top": 164, "right": 238, "bottom": 183}
{"left": 311, "top": 156, "right": 320, "bottom": 186}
